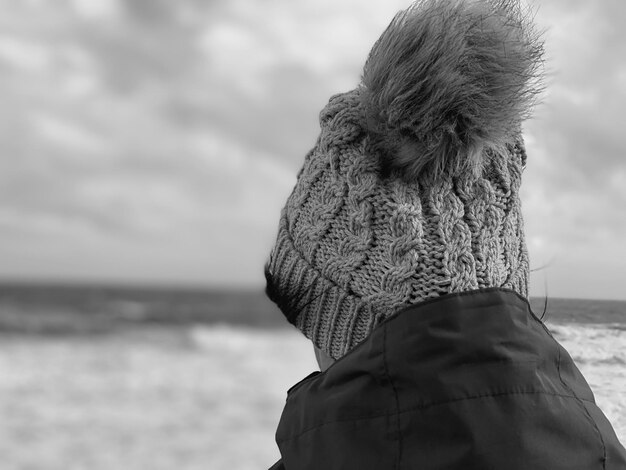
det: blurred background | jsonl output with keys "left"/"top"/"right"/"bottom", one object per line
{"left": 0, "top": 0, "right": 624, "bottom": 468}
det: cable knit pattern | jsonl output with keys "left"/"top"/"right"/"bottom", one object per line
{"left": 266, "top": 90, "right": 530, "bottom": 359}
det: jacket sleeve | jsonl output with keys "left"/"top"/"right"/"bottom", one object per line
{"left": 268, "top": 459, "right": 285, "bottom": 470}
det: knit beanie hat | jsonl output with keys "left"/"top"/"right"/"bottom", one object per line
{"left": 265, "top": 0, "right": 544, "bottom": 360}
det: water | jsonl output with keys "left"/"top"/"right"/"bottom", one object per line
{"left": 0, "top": 326, "right": 313, "bottom": 470}
{"left": 0, "top": 286, "right": 624, "bottom": 468}
{"left": 549, "top": 322, "right": 626, "bottom": 438}
{"left": 0, "top": 322, "right": 623, "bottom": 470}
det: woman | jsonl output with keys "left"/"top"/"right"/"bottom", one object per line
{"left": 264, "top": 0, "right": 626, "bottom": 468}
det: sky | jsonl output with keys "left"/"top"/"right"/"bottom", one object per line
{"left": 0, "top": 0, "right": 624, "bottom": 299}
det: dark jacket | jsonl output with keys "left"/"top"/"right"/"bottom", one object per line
{"left": 269, "top": 288, "right": 626, "bottom": 470}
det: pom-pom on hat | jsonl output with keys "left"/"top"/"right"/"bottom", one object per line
{"left": 265, "top": 0, "right": 544, "bottom": 360}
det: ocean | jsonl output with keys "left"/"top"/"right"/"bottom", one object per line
{"left": 0, "top": 284, "right": 624, "bottom": 469}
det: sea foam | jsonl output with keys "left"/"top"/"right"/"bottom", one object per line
{"left": 0, "top": 322, "right": 622, "bottom": 470}
{"left": 546, "top": 322, "right": 626, "bottom": 440}
{"left": 187, "top": 321, "right": 626, "bottom": 467}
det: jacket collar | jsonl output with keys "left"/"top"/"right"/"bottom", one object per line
{"left": 275, "top": 288, "right": 574, "bottom": 453}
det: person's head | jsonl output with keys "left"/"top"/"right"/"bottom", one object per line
{"left": 265, "top": 0, "right": 544, "bottom": 362}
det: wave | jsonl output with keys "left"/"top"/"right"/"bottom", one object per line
{"left": 190, "top": 322, "right": 626, "bottom": 446}
{"left": 547, "top": 323, "right": 626, "bottom": 365}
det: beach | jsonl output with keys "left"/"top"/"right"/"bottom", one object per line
{"left": 0, "top": 320, "right": 624, "bottom": 470}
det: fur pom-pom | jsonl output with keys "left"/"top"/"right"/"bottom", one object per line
{"left": 361, "top": 0, "right": 544, "bottom": 180}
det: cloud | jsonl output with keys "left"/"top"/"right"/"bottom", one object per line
{"left": 511, "top": 0, "right": 626, "bottom": 298}
{"left": 0, "top": 35, "right": 51, "bottom": 70}
{"left": 530, "top": 0, "right": 626, "bottom": 172}
{"left": 69, "top": 0, "right": 121, "bottom": 20}
{"left": 195, "top": 0, "right": 413, "bottom": 165}
{"left": 0, "top": 0, "right": 624, "bottom": 296}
